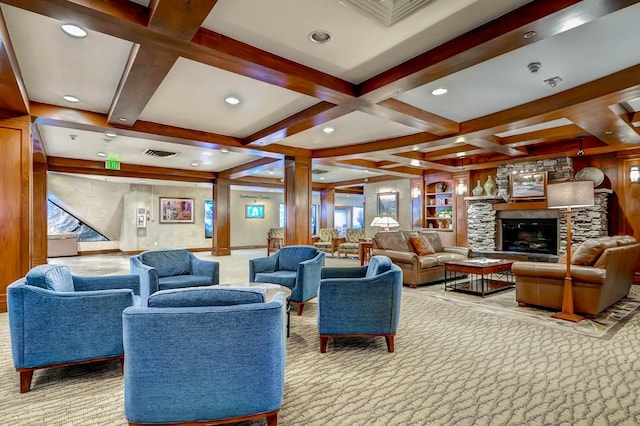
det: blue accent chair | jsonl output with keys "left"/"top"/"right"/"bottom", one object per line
{"left": 249, "top": 245, "right": 324, "bottom": 315}
{"left": 7, "top": 264, "right": 140, "bottom": 392}
{"left": 129, "top": 248, "right": 219, "bottom": 300}
{"left": 318, "top": 255, "right": 402, "bottom": 353}
{"left": 123, "top": 286, "right": 287, "bottom": 426}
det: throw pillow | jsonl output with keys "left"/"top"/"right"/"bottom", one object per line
{"left": 571, "top": 237, "right": 617, "bottom": 266}
{"left": 410, "top": 236, "right": 435, "bottom": 256}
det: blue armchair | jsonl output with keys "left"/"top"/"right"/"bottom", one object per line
{"left": 130, "top": 248, "right": 219, "bottom": 300}
{"left": 318, "top": 255, "right": 402, "bottom": 353}
{"left": 249, "top": 245, "right": 324, "bottom": 315}
{"left": 7, "top": 264, "right": 140, "bottom": 392}
{"left": 123, "top": 286, "right": 287, "bottom": 426}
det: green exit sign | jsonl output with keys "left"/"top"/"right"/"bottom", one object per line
{"left": 105, "top": 160, "right": 120, "bottom": 170}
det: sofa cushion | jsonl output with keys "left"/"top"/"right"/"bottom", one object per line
{"left": 366, "top": 256, "right": 393, "bottom": 278}
{"left": 278, "top": 246, "right": 318, "bottom": 271}
{"left": 148, "top": 287, "right": 265, "bottom": 308}
{"left": 418, "top": 256, "right": 439, "bottom": 268}
{"left": 374, "top": 232, "right": 412, "bottom": 252}
{"left": 158, "top": 275, "right": 215, "bottom": 290}
{"left": 418, "top": 231, "right": 444, "bottom": 253}
{"left": 435, "top": 252, "right": 467, "bottom": 264}
{"left": 410, "top": 235, "right": 435, "bottom": 256}
{"left": 571, "top": 237, "right": 617, "bottom": 266}
{"left": 614, "top": 235, "right": 637, "bottom": 246}
{"left": 26, "top": 264, "right": 75, "bottom": 292}
{"left": 140, "top": 249, "right": 191, "bottom": 277}
{"left": 254, "top": 271, "right": 297, "bottom": 288}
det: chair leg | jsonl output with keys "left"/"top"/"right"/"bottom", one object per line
{"left": 19, "top": 370, "right": 34, "bottom": 393}
{"left": 385, "top": 335, "right": 395, "bottom": 353}
{"left": 266, "top": 412, "right": 278, "bottom": 426}
{"left": 320, "top": 336, "right": 329, "bottom": 353}
{"left": 297, "top": 302, "right": 304, "bottom": 315}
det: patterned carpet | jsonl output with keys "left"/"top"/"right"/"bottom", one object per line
{"left": 3, "top": 287, "right": 640, "bottom": 425}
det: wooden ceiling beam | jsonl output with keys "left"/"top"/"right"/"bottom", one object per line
{"left": 218, "top": 158, "right": 282, "bottom": 180}
{"left": 376, "top": 99, "right": 459, "bottom": 135}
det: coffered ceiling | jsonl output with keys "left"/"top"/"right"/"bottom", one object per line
{"left": 1, "top": 0, "right": 639, "bottom": 190}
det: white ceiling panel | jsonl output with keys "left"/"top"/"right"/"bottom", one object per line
{"left": 1, "top": 5, "right": 133, "bottom": 114}
{"left": 276, "top": 110, "right": 420, "bottom": 149}
{"left": 139, "top": 58, "right": 319, "bottom": 138}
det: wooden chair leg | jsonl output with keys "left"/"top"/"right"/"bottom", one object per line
{"left": 266, "top": 412, "right": 278, "bottom": 426}
{"left": 297, "top": 302, "right": 304, "bottom": 315}
{"left": 385, "top": 335, "right": 395, "bottom": 353}
{"left": 320, "top": 336, "right": 329, "bottom": 353}
{"left": 19, "top": 370, "right": 34, "bottom": 393}
{"left": 119, "top": 356, "right": 125, "bottom": 371}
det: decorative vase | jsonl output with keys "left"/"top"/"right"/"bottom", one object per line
{"left": 484, "top": 175, "right": 496, "bottom": 196}
{"left": 472, "top": 180, "right": 484, "bottom": 196}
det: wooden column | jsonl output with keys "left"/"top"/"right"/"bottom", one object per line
{"left": 320, "top": 187, "right": 335, "bottom": 229}
{"left": 453, "top": 170, "right": 470, "bottom": 247}
{"left": 32, "top": 154, "right": 48, "bottom": 267}
{"left": 284, "top": 155, "right": 312, "bottom": 245}
{"left": 212, "top": 178, "right": 231, "bottom": 256}
{"left": 0, "top": 116, "right": 32, "bottom": 312}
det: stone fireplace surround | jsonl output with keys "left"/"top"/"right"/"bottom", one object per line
{"left": 466, "top": 158, "right": 611, "bottom": 256}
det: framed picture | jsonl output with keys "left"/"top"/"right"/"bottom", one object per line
{"left": 377, "top": 192, "right": 398, "bottom": 220}
{"left": 159, "top": 197, "right": 194, "bottom": 223}
{"left": 245, "top": 204, "right": 265, "bottom": 219}
{"left": 510, "top": 171, "right": 547, "bottom": 199}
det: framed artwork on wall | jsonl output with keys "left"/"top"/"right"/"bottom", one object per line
{"left": 159, "top": 197, "right": 194, "bottom": 223}
{"left": 245, "top": 204, "right": 265, "bottom": 219}
{"left": 377, "top": 192, "right": 399, "bottom": 220}
{"left": 510, "top": 171, "right": 547, "bottom": 199}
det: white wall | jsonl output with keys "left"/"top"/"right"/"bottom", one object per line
{"left": 364, "top": 179, "right": 411, "bottom": 236}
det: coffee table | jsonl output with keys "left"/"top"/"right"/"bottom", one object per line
{"left": 219, "top": 282, "right": 292, "bottom": 336}
{"left": 444, "top": 258, "right": 514, "bottom": 297}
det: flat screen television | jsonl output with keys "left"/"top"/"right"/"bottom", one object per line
{"left": 245, "top": 204, "right": 265, "bottom": 219}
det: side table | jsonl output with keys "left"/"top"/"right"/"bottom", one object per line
{"left": 359, "top": 240, "right": 373, "bottom": 266}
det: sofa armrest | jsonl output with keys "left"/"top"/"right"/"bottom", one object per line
{"left": 189, "top": 254, "right": 220, "bottom": 284}
{"left": 294, "top": 252, "right": 324, "bottom": 301}
{"left": 249, "top": 255, "right": 278, "bottom": 281}
{"left": 443, "top": 246, "right": 470, "bottom": 257}
{"left": 321, "top": 265, "right": 368, "bottom": 279}
{"left": 73, "top": 274, "right": 140, "bottom": 294}
{"left": 511, "top": 261, "right": 606, "bottom": 285}
{"left": 130, "top": 256, "right": 159, "bottom": 302}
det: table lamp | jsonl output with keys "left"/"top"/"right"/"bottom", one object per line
{"left": 546, "top": 180, "right": 594, "bottom": 322}
{"left": 371, "top": 216, "right": 400, "bottom": 232}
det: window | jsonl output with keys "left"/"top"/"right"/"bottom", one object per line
{"left": 279, "top": 203, "right": 285, "bottom": 228}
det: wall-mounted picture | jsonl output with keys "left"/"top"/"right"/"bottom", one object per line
{"left": 510, "top": 171, "right": 547, "bottom": 199}
{"left": 377, "top": 192, "right": 399, "bottom": 220}
{"left": 204, "top": 200, "right": 213, "bottom": 238}
{"left": 245, "top": 204, "right": 265, "bottom": 219}
{"left": 159, "top": 197, "right": 194, "bottom": 223}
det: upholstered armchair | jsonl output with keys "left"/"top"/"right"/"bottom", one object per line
{"left": 130, "top": 248, "right": 219, "bottom": 299}
{"left": 313, "top": 228, "right": 342, "bottom": 256}
{"left": 7, "top": 264, "right": 140, "bottom": 392}
{"left": 318, "top": 255, "right": 402, "bottom": 353}
{"left": 267, "top": 227, "right": 285, "bottom": 255}
{"left": 123, "top": 286, "right": 287, "bottom": 426}
{"left": 249, "top": 245, "right": 324, "bottom": 315}
{"left": 338, "top": 228, "right": 366, "bottom": 257}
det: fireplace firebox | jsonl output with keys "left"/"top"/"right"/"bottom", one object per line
{"left": 500, "top": 218, "right": 557, "bottom": 255}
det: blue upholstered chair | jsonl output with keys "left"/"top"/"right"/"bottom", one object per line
{"left": 318, "top": 255, "right": 402, "bottom": 353}
{"left": 129, "top": 248, "right": 219, "bottom": 299}
{"left": 7, "top": 264, "right": 140, "bottom": 392}
{"left": 123, "top": 286, "right": 287, "bottom": 426}
{"left": 249, "top": 245, "right": 324, "bottom": 315}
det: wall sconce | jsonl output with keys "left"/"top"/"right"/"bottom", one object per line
{"left": 412, "top": 187, "right": 420, "bottom": 198}
{"left": 456, "top": 181, "right": 467, "bottom": 195}
{"left": 631, "top": 166, "right": 640, "bottom": 183}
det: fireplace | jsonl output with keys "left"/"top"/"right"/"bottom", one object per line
{"left": 500, "top": 218, "right": 558, "bottom": 255}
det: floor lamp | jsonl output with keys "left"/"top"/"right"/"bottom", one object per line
{"left": 546, "top": 180, "right": 594, "bottom": 322}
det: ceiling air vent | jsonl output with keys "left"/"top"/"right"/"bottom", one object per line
{"left": 339, "top": 0, "right": 434, "bottom": 27}
{"left": 143, "top": 148, "right": 178, "bottom": 158}
{"left": 312, "top": 169, "right": 329, "bottom": 175}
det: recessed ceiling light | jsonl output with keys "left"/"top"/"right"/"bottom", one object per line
{"left": 220, "top": 148, "right": 229, "bottom": 153}
{"left": 455, "top": 137, "right": 466, "bottom": 143}
{"left": 410, "top": 159, "right": 421, "bottom": 167}
{"left": 322, "top": 126, "right": 334, "bottom": 134}
{"left": 105, "top": 131, "right": 117, "bottom": 138}
{"left": 119, "top": 117, "right": 127, "bottom": 122}
{"left": 412, "top": 146, "right": 419, "bottom": 151}
{"left": 308, "top": 30, "right": 332, "bottom": 44}
{"left": 96, "top": 152, "right": 106, "bottom": 157}
{"left": 523, "top": 30, "right": 537, "bottom": 39}
{"left": 320, "top": 177, "right": 325, "bottom": 180}
{"left": 224, "top": 96, "right": 240, "bottom": 105}
{"left": 191, "top": 161, "right": 200, "bottom": 167}
{"left": 268, "top": 169, "right": 275, "bottom": 175}
{"left": 60, "top": 23, "right": 87, "bottom": 38}
{"left": 62, "top": 95, "right": 80, "bottom": 103}
{"left": 604, "top": 130, "right": 614, "bottom": 135}
{"left": 432, "top": 88, "right": 448, "bottom": 96}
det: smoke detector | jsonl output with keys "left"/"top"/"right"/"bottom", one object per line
{"left": 544, "top": 76, "right": 563, "bottom": 88}
{"left": 527, "top": 62, "right": 542, "bottom": 73}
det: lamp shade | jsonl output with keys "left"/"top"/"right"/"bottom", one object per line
{"left": 370, "top": 216, "right": 399, "bottom": 228}
{"left": 547, "top": 181, "right": 594, "bottom": 209}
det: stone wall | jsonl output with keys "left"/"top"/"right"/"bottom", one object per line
{"left": 556, "top": 190, "right": 612, "bottom": 254}
{"left": 467, "top": 200, "right": 499, "bottom": 251}
{"left": 495, "top": 157, "right": 574, "bottom": 198}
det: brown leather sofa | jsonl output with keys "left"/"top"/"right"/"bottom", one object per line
{"left": 512, "top": 235, "right": 640, "bottom": 315}
{"left": 372, "top": 230, "right": 469, "bottom": 287}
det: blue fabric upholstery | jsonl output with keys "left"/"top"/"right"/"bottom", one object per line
{"left": 130, "top": 249, "right": 220, "bottom": 303}
{"left": 249, "top": 245, "right": 324, "bottom": 314}
{"left": 7, "top": 265, "right": 140, "bottom": 392}
{"left": 123, "top": 288, "right": 286, "bottom": 425}
{"left": 148, "top": 286, "right": 266, "bottom": 307}
{"left": 26, "top": 264, "right": 74, "bottom": 292}
{"left": 318, "top": 256, "right": 402, "bottom": 352}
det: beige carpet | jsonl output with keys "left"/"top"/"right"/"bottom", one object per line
{"left": 3, "top": 251, "right": 640, "bottom": 425}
